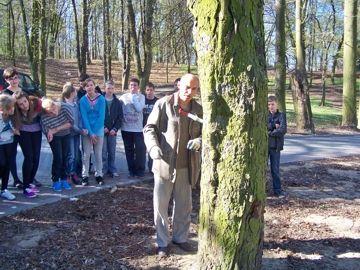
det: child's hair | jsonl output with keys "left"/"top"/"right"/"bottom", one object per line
{"left": 0, "top": 94, "right": 15, "bottom": 116}
{"left": 61, "top": 82, "right": 76, "bottom": 101}
{"left": 3, "top": 67, "right": 18, "bottom": 79}
{"left": 84, "top": 78, "right": 96, "bottom": 87}
{"left": 146, "top": 82, "right": 155, "bottom": 89}
{"left": 105, "top": 80, "right": 115, "bottom": 88}
{"left": 13, "top": 91, "right": 40, "bottom": 129}
{"left": 129, "top": 77, "right": 140, "bottom": 85}
{"left": 268, "top": 95, "right": 277, "bottom": 103}
{"left": 41, "top": 98, "right": 55, "bottom": 111}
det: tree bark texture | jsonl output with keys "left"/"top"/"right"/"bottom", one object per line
{"left": 292, "top": 0, "right": 314, "bottom": 133}
{"left": 81, "top": 0, "right": 89, "bottom": 76}
{"left": 39, "top": 0, "right": 47, "bottom": 94}
{"left": 71, "top": 0, "right": 83, "bottom": 77}
{"left": 274, "top": 0, "right": 286, "bottom": 112}
{"left": 189, "top": 1, "right": 268, "bottom": 269}
{"left": 342, "top": 0, "right": 358, "bottom": 127}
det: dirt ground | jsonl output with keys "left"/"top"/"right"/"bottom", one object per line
{"left": 0, "top": 155, "right": 359, "bottom": 269}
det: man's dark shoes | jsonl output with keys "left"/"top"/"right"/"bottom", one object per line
{"left": 81, "top": 177, "right": 89, "bottom": 186}
{"left": 71, "top": 174, "right": 81, "bottom": 185}
{"left": 13, "top": 180, "right": 23, "bottom": 189}
{"left": 274, "top": 191, "right": 285, "bottom": 198}
{"left": 156, "top": 246, "right": 168, "bottom": 258}
{"left": 32, "top": 179, "right": 42, "bottom": 187}
{"left": 172, "top": 241, "right": 194, "bottom": 252}
{"left": 95, "top": 176, "right": 104, "bottom": 185}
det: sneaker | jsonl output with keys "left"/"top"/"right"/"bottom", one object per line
{"left": 32, "top": 179, "right": 42, "bottom": 187}
{"left": 1, "top": 189, "right": 16, "bottom": 200}
{"left": 82, "top": 177, "right": 89, "bottom": 186}
{"left": 128, "top": 172, "right": 136, "bottom": 178}
{"left": 156, "top": 246, "right": 168, "bottom": 258}
{"left": 52, "top": 181, "right": 62, "bottom": 192}
{"left": 71, "top": 174, "right": 81, "bottom": 185}
{"left": 135, "top": 172, "right": 145, "bottom": 178}
{"left": 61, "top": 179, "right": 72, "bottom": 190}
{"left": 111, "top": 172, "right": 119, "bottom": 177}
{"left": 13, "top": 180, "right": 23, "bottom": 189}
{"left": 95, "top": 176, "right": 104, "bottom": 185}
{"left": 24, "top": 188, "right": 37, "bottom": 198}
{"left": 29, "top": 184, "right": 40, "bottom": 193}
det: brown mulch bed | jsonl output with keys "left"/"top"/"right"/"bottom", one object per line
{"left": 0, "top": 156, "right": 359, "bottom": 269}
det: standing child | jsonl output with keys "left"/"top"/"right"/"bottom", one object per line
{"left": 120, "top": 77, "right": 146, "bottom": 178}
{"left": 143, "top": 82, "right": 158, "bottom": 172}
{"left": 102, "top": 80, "right": 123, "bottom": 178}
{"left": 2, "top": 67, "right": 23, "bottom": 188}
{"left": 0, "top": 94, "right": 17, "bottom": 200}
{"left": 62, "top": 82, "right": 83, "bottom": 185}
{"left": 41, "top": 98, "right": 74, "bottom": 191}
{"left": 268, "top": 95, "right": 287, "bottom": 197}
{"left": 80, "top": 78, "right": 106, "bottom": 185}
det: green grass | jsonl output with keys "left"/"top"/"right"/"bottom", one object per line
{"left": 179, "top": 64, "right": 197, "bottom": 73}
{"left": 285, "top": 95, "right": 342, "bottom": 127}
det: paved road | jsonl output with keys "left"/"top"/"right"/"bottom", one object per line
{"left": 1, "top": 134, "right": 359, "bottom": 217}
{"left": 282, "top": 134, "right": 360, "bottom": 163}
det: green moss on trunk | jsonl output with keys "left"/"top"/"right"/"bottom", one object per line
{"left": 189, "top": 0, "right": 267, "bottom": 269}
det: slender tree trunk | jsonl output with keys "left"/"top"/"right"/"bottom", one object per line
{"left": 274, "top": 0, "right": 286, "bottom": 112}
{"left": 39, "top": 0, "right": 47, "bottom": 94}
{"left": 19, "top": 0, "right": 38, "bottom": 83}
{"left": 330, "top": 35, "right": 343, "bottom": 84}
{"left": 81, "top": 0, "right": 89, "bottom": 76}
{"left": 341, "top": 0, "right": 358, "bottom": 127}
{"left": 291, "top": 0, "right": 315, "bottom": 133}
{"left": 30, "top": 0, "right": 41, "bottom": 84}
{"left": 71, "top": 0, "right": 83, "bottom": 77}
{"left": 190, "top": 0, "right": 267, "bottom": 268}
{"left": 121, "top": 0, "right": 130, "bottom": 90}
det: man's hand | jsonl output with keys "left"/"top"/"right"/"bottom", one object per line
{"left": 13, "top": 129, "right": 20, "bottom": 136}
{"left": 109, "top": 129, "right": 116, "bottom": 136}
{"left": 104, "top": 127, "right": 109, "bottom": 134}
{"left": 275, "top": 123, "right": 280, "bottom": 129}
{"left": 187, "top": 138, "right": 201, "bottom": 151}
{"left": 149, "top": 146, "right": 163, "bottom": 160}
{"left": 90, "top": 135, "right": 98, "bottom": 144}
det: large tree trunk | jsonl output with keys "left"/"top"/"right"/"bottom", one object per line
{"left": 71, "top": 0, "right": 83, "bottom": 77}
{"left": 121, "top": 0, "right": 130, "bottom": 91}
{"left": 190, "top": 1, "right": 267, "bottom": 269}
{"left": 341, "top": 0, "right": 358, "bottom": 127}
{"left": 30, "top": 0, "right": 41, "bottom": 84}
{"left": 81, "top": 0, "right": 89, "bottom": 76}
{"left": 291, "top": 0, "right": 315, "bottom": 133}
{"left": 274, "top": 0, "right": 286, "bottom": 112}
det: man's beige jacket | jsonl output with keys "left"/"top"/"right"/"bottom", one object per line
{"left": 143, "top": 93, "right": 202, "bottom": 187}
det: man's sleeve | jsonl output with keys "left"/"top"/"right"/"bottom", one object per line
{"left": 143, "top": 100, "right": 161, "bottom": 152}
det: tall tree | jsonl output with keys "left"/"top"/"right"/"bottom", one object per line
{"left": 71, "top": 0, "right": 83, "bottom": 76}
{"left": 81, "top": 0, "right": 90, "bottom": 74}
{"left": 127, "top": 0, "right": 155, "bottom": 91}
{"left": 102, "top": 0, "right": 112, "bottom": 80}
{"left": 291, "top": 0, "right": 315, "bottom": 133}
{"left": 274, "top": 0, "right": 286, "bottom": 112}
{"left": 120, "top": 0, "right": 131, "bottom": 90}
{"left": 39, "top": 0, "right": 47, "bottom": 94}
{"left": 342, "top": 0, "right": 358, "bottom": 127}
{"left": 189, "top": 0, "right": 267, "bottom": 269}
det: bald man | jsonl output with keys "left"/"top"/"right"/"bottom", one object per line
{"left": 144, "top": 74, "right": 203, "bottom": 257}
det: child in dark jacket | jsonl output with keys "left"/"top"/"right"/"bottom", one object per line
{"left": 102, "top": 80, "right": 123, "bottom": 177}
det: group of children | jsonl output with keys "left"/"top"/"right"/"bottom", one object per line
{"left": 0, "top": 67, "right": 164, "bottom": 200}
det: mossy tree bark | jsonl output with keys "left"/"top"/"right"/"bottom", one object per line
{"left": 291, "top": 0, "right": 315, "bottom": 133}
{"left": 342, "top": 0, "right": 358, "bottom": 127}
{"left": 189, "top": 1, "right": 268, "bottom": 269}
{"left": 274, "top": 0, "right": 286, "bottom": 112}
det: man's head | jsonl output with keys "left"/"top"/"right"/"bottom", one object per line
{"left": 145, "top": 82, "right": 155, "bottom": 99}
{"left": 178, "top": 74, "right": 199, "bottom": 104}
{"left": 129, "top": 78, "right": 140, "bottom": 94}
{"left": 3, "top": 67, "right": 20, "bottom": 88}
{"left": 268, "top": 95, "right": 278, "bottom": 114}
{"left": 105, "top": 80, "right": 115, "bottom": 95}
{"left": 42, "top": 98, "right": 60, "bottom": 116}
{"left": 79, "top": 74, "right": 90, "bottom": 88}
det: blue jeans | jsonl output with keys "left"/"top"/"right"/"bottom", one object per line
{"left": 102, "top": 134, "right": 117, "bottom": 174}
{"left": 68, "top": 134, "right": 81, "bottom": 175}
{"left": 121, "top": 131, "right": 146, "bottom": 176}
{"left": 269, "top": 148, "right": 282, "bottom": 194}
{"left": 49, "top": 135, "right": 71, "bottom": 182}
{"left": 18, "top": 130, "right": 42, "bottom": 189}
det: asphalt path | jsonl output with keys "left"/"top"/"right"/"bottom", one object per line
{"left": 1, "top": 133, "right": 358, "bottom": 216}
